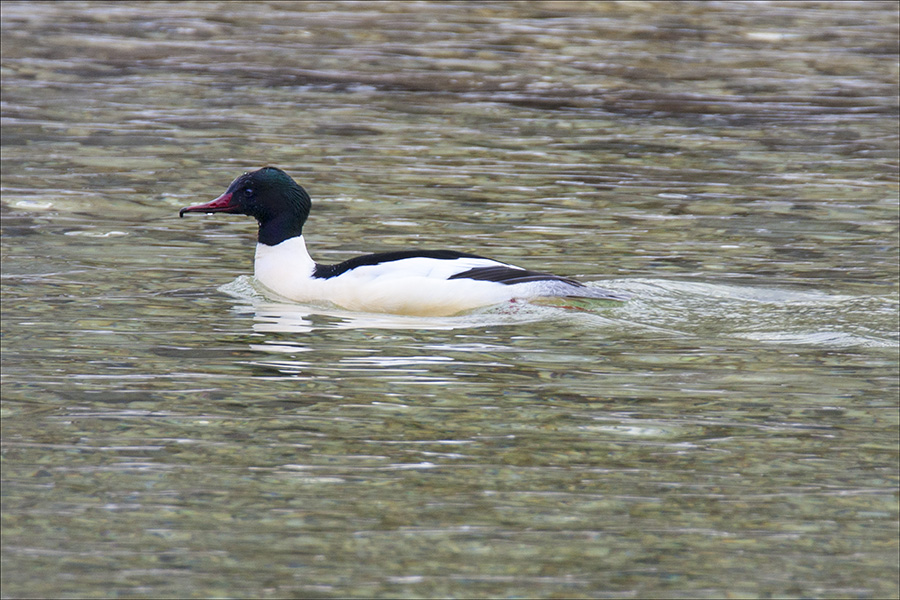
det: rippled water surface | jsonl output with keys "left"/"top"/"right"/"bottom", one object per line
{"left": 2, "top": 2, "right": 898, "bottom": 598}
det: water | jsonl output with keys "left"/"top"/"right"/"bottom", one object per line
{"left": 2, "top": 1, "right": 898, "bottom": 598}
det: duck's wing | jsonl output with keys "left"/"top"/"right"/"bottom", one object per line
{"left": 313, "top": 250, "right": 504, "bottom": 280}
{"left": 313, "top": 249, "right": 630, "bottom": 301}
{"left": 448, "top": 264, "right": 583, "bottom": 286}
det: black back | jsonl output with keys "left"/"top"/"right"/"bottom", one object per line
{"left": 313, "top": 249, "right": 584, "bottom": 287}
{"left": 313, "top": 249, "right": 487, "bottom": 279}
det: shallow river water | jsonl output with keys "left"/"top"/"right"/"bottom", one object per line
{"left": 1, "top": 2, "right": 898, "bottom": 598}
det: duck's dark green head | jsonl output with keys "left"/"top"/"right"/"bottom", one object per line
{"left": 180, "top": 167, "right": 312, "bottom": 246}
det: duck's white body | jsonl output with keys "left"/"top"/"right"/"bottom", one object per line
{"left": 180, "top": 167, "right": 628, "bottom": 316}
{"left": 255, "top": 236, "right": 615, "bottom": 316}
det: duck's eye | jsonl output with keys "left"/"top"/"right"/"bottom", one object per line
{"left": 244, "top": 187, "right": 253, "bottom": 197}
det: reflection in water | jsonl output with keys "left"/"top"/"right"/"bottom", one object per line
{"left": 224, "top": 276, "right": 578, "bottom": 334}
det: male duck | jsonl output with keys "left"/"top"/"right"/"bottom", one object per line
{"left": 180, "top": 167, "right": 628, "bottom": 316}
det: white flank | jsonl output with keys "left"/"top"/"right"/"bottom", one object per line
{"left": 253, "top": 236, "right": 614, "bottom": 316}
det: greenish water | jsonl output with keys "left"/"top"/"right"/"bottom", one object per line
{"left": 2, "top": 1, "right": 898, "bottom": 598}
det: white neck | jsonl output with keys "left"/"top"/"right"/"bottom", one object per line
{"left": 254, "top": 236, "right": 317, "bottom": 299}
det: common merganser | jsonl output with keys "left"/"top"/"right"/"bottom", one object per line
{"left": 180, "top": 167, "right": 628, "bottom": 316}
